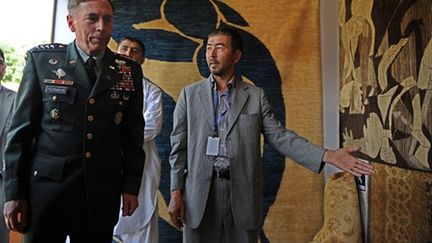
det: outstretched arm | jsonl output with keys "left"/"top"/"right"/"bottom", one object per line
{"left": 323, "top": 147, "right": 374, "bottom": 176}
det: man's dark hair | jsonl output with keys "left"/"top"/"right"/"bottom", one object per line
{"left": 119, "top": 36, "right": 146, "bottom": 56}
{"left": 208, "top": 26, "right": 243, "bottom": 52}
{"left": 0, "top": 49, "right": 4, "bottom": 60}
{"left": 68, "top": 0, "right": 114, "bottom": 13}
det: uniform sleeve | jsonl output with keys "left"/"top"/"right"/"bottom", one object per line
{"left": 121, "top": 63, "right": 145, "bottom": 195}
{"left": 4, "top": 51, "right": 43, "bottom": 201}
{"left": 169, "top": 87, "right": 188, "bottom": 191}
{"left": 143, "top": 81, "right": 163, "bottom": 141}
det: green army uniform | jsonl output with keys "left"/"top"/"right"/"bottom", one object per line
{"left": 3, "top": 42, "right": 145, "bottom": 236}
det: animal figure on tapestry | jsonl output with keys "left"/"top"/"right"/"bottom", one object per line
{"left": 112, "top": 0, "right": 285, "bottom": 242}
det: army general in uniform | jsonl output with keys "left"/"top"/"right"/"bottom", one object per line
{"left": 2, "top": 1, "right": 145, "bottom": 243}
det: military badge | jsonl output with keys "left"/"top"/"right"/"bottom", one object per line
{"left": 44, "top": 79, "right": 74, "bottom": 86}
{"left": 49, "top": 59, "right": 58, "bottom": 65}
{"left": 110, "top": 91, "right": 120, "bottom": 99}
{"left": 110, "top": 59, "right": 135, "bottom": 91}
{"left": 115, "top": 59, "right": 126, "bottom": 66}
{"left": 52, "top": 68, "right": 66, "bottom": 79}
{"left": 114, "top": 112, "right": 123, "bottom": 125}
{"left": 45, "top": 85, "right": 67, "bottom": 95}
{"left": 50, "top": 109, "right": 60, "bottom": 120}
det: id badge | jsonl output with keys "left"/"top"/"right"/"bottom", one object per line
{"left": 206, "top": 136, "right": 220, "bottom": 156}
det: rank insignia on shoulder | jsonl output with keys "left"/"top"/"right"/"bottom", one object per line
{"left": 35, "top": 43, "right": 66, "bottom": 50}
{"left": 31, "top": 43, "right": 67, "bottom": 53}
{"left": 44, "top": 79, "right": 74, "bottom": 86}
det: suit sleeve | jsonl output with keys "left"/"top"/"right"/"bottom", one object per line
{"left": 169, "top": 87, "right": 188, "bottom": 191}
{"left": 121, "top": 63, "right": 145, "bottom": 195}
{"left": 4, "top": 51, "right": 43, "bottom": 201}
{"left": 260, "top": 89, "right": 326, "bottom": 173}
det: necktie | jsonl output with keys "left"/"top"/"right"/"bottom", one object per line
{"left": 85, "top": 57, "right": 97, "bottom": 85}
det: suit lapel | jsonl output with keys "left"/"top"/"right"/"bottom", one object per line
{"left": 226, "top": 78, "right": 249, "bottom": 136}
{"left": 197, "top": 78, "right": 215, "bottom": 129}
{"left": 0, "top": 88, "right": 14, "bottom": 134}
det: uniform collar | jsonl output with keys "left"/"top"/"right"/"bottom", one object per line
{"left": 75, "top": 41, "right": 104, "bottom": 68}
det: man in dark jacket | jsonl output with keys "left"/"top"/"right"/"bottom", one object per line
{"left": 2, "top": 1, "right": 145, "bottom": 242}
{"left": 0, "top": 48, "right": 16, "bottom": 243}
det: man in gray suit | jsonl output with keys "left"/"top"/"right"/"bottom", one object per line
{"left": 168, "top": 27, "right": 374, "bottom": 243}
{"left": 0, "top": 48, "right": 16, "bottom": 243}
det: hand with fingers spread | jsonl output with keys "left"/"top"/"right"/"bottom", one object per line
{"left": 323, "top": 147, "right": 374, "bottom": 176}
{"left": 3, "top": 199, "right": 28, "bottom": 233}
{"left": 168, "top": 189, "right": 185, "bottom": 229}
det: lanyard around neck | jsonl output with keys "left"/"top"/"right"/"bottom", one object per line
{"left": 212, "top": 88, "right": 231, "bottom": 136}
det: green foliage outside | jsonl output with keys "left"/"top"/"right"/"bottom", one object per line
{"left": 0, "top": 42, "right": 26, "bottom": 84}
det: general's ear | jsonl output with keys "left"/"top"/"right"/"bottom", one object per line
{"left": 67, "top": 15, "right": 76, "bottom": 32}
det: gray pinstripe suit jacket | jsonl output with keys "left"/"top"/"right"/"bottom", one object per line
{"left": 170, "top": 76, "right": 326, "bottom": 230}
{"left": 0, "top": 86, "right": 16, "bottom": 172}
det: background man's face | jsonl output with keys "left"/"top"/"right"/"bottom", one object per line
{"left": 117, "top": 39, "right": 145, "bottom": 65}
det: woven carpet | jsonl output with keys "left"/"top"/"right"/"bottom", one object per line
{"left": 111, "top": 0, "right": 323, "bottom": 242}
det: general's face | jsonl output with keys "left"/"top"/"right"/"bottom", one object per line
{"left": 117, "top": 39, "right": 145, "bottom": 65}
{"left": 206, "top": 34, "right": 241, "bottom": 78}
{"left": 67, "top": 0, "right": 113, "bottom": 56}
{"left": 0, "top": 56, "right": 6, "bottom": 82}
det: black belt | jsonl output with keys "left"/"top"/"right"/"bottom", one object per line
{"left": 213, "top": 169, "right": 230, "bottom": 180}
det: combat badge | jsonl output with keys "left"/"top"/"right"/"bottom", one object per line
{"left": 52, "top": 68, "right": 66, "bottom": 79}
{"left": 114, "top": 112, "right": 123, "bottom": 125}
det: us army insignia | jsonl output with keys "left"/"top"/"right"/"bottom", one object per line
{"left": 48, "top": 59, "right": 58, "bottom": 65}
{"left": 114, "top": 112, "right": 123, "bottom": 125}
{"left": 115, "top": 59, "right": 126, "bottom": 66}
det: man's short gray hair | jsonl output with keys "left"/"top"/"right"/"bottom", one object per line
{"left": 67, "top": 0, "right": 114, "bottom": 14}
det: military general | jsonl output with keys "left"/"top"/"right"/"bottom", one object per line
{"left": 2, "top": 1, "right": 145, "bottom": 243}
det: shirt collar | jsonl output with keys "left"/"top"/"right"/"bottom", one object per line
{"left": 210, "top": 74, "right": 236, "bottom": 91}
{"left": 75, "top": 41, "right": 104, "bottom": 67}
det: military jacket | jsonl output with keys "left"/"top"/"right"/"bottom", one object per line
{"left": 3, "top": 42, "right": 145, "bottom": 233}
